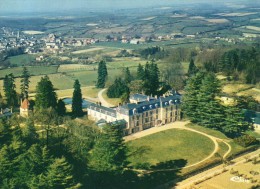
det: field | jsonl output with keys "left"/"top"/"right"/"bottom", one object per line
{"left": 22, "top": 30, "right": 45, "bottom": 35}
{"left": 127, "top": 129, "right": 215, "bottom": 168}
{"left": 8, "top": 54, "right": 36, "bottom": 66}
{"left": 0, "top": 66, "right": 58, "bottom": 77}
{"left": 72, "top": 47, "right": 104, "bottom": 54}
{"left": 197, "top": 161, "right": 260, "bottom": 189}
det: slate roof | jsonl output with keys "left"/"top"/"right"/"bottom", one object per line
{"left": 118, "top": 94, "right": 181, "bottom": 116}
{"left": 130, "top": 94, "right": 154, "bottom": 102}
{"left": 89, "top": 103, "right": 117, "bottom": 117}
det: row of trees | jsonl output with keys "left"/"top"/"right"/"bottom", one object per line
{"left": 200, "top": 46, "right": 260, "bottom": 84}
{"left": 35, "top": 76, "right": 83, "bottom": 118}
{"left": 2, "top": 67, "right": 30, "bottom": 108}
{"left": 182, "top": 72, "right": 251, "bottom": 137}
{"left": 2, "top": 67, "right": 84, "bottom": 118}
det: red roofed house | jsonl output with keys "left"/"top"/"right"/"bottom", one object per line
{"left": 20, "top": 99, "right": 30, "bottom": 117}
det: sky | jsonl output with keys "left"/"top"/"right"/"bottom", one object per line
{"left": 0, "top": 0, "right": 252, "bottom": 13}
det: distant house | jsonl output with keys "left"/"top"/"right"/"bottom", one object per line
{"left": 130, "top": 39, "right": 140, "bottom": 44}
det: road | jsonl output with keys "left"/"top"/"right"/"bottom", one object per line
{"left": 172, "top": 149, "right": 260, "bottom": 189}
{"left": 97, "top": 88, "right": 114, "bottom": 107}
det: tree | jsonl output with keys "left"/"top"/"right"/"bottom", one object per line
{"left": 46, "top": 157, "right": 80, "bottom": 189}
{"left": 142, "top": 61, "right": 160, "bottom": 95}
{"left": 57, "top": 99, "right": 66, "bottom": 116}
{"left": 72, "top": 80, "right": 83, "bottom": 117}
{"left": 22, "top": 119, "right": 39, "bottom": 146}
{"left": 20, "top": 67, "right": 30, "bottom": 99}
{"left": 35, "top": 76, "right": 57, "bottom": 110}
{"left": 34, "top": 108, "right": 59, "bottom": 147}
{"left": 96, "top": 60, "right": 108, "bottom": 88}
{"left": 137, "top": 64, "right": 145, "bottom": 80}
{"left": 188, "top": 59, "right": 198, "bottom": 77}
{"left": 123, "top": 67, "right": 132, "bottom": 84}
{"left": 107, "top": 78, "right": 129, "bottom": 98}
{"left": 3, "top": 74, "right": 18, "bottom": 107}
{"left": 90, "top": 124, "right": 126, "bottom": 171}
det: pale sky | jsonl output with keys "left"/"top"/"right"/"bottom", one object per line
{"left": 0, "top": 0, "right": 253, "bottom": 13}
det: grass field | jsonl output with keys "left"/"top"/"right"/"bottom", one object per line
{"left": 0, "top": 66, "right": 58, "bottom": 77}
{"left": 56, "top": 86, "right": 99, "bottom": 99}
{"left": 186, "top": 124, "right": 229, "bottom": 139}
{"left": 127, "top": 129, "right": 215, "bottom": 168}
{"left": 8, "top": 54, "right": 36, "bottom": 66}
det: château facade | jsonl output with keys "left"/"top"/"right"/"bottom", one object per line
{"left": 88, "top": 92, "right": 182, "bottom": 135}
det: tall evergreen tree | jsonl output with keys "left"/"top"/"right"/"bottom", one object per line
{"left": 46, "top": 157, "right": 79, "bottom": 189}
{"left": 124, "top": 67, "right": 132, "bottom": 84}
{"left": 90, "top": 124, "right": 126, "bottom": 171}
{"left": 3, "top": 74, "right": 18, "bottom": 107}
{"left": 107, "top": 78, "right": 129, "bottom": 98}
{"left": 20, "top": 67, "right": 30, "bottom": 99}
{"left": 35, "top": 76, "right": 57, "bottom": 110}
{"left": 57, "top": 99, "right": 66, "bottom": 116}
{"left": 188, "top": 59, "right": 198, "bottom": 76}
{"left": 96, "top": 60, "right": 108, "bottom": 88}
{"left": 137, "top": 63, "right": 145, "bottom": 80}
{"left": 72, "top": 80, "right": 83, "bottom": 117}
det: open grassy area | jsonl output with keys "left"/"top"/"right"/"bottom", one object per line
{"left": 127, "top": 129, "right": 215, "bottom": 169}
{"left": 0, "top": 66, "right": 58, "bottom": 77}
{"left": 56, "top": 86, "right": 99, "bottom": 99}
{"left": 8, "top": 54, "right": 36, "bottom": 66}
{"left": 186, "top": 124, "right": 229, "bottom": 139}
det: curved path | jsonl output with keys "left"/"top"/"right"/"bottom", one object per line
{"left": 124, "top": 121, "right": 232, "bottom": 172}
{"left": 97, "top": 88, "right": 114, "bottom": 107}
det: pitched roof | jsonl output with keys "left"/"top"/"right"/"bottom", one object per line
{"left": 21, "top": 99, "right": 30, "bottom": 109}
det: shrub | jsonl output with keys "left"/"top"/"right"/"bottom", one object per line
{"left": 234, "top": 134, "right": 259, "bottom": 147}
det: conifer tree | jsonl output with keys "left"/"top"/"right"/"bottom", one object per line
{"left": 46, "top": 157, "right": 79, "bottom": 188}
{"left": 90, "top": 124, "right": 126, "bottom": 171}
{"left": 57, "top": 99, "right": 66, "bottom": 116}
{"left": 124, "top": 67, "right": 132, "bottom": 84}
{"left": 188, "top": 59, "right": 198, "bottom": 76}
{"left": 72, "top": 79, "right": 83, "bottom": 117}
{"left": 137, "top": 63, "right": 145, "bottom": 80}
{"left": 3, "top": 73, "right": 18, "bottom": 107}
{"left": 96, "top": 60, "right": 108, "bottom": 88}
{"left": 35, "top": 76, "right": 57, "bottom": 110}
{"left": 20, "top": 67, "right": 30, "bottom": 99}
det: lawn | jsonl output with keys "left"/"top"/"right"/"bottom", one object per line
{"left": 127, "top": 129, "right": 215, "bottom": 169}
{"left": 186, "top": 124, "right": 229, "bottom": 139}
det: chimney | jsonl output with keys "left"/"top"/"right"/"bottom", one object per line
{"left": 155, "top": 95, "right": 158, "bottom": 99}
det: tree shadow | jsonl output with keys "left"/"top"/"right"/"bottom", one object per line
{"left": 86, "top": 159, "right": 187, "bottom": 189}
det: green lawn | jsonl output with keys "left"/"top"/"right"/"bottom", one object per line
{"left": 127, "top": 129, "right": 215, "bottom": 169}
{"left": 186, "top": 124, "right": 229, "bottom": 139}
